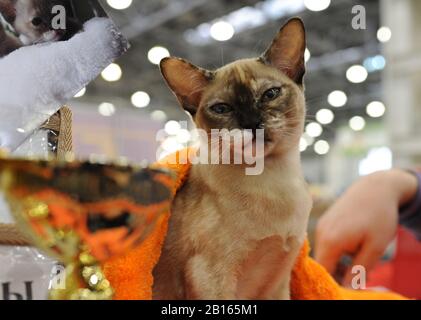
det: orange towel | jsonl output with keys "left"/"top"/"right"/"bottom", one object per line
{"left": 103, "top": 150, "right": 407, "bottom": 300}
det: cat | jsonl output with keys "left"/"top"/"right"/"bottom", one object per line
{"left": 152, "top": 18, "right": 313, "bottom": 300}
{"left": 0, "top": 0, "right": 82, "bottom": 57}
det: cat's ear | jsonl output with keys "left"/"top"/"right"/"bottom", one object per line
{"left": 262, "top": 17, "right": 306, "bottom": 85}
{"left": 0, "top": 0, "right": 17, "bottom": 23}
{"left": 160, "top": 57, "right": 212, "bottom": 116}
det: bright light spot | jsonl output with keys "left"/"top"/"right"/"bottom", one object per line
{"left": 377, "top": 26, "right": 392, "bottom": 43}
{"left": 98, "top": 102, "right": 115, "bottom": 117}
{"left": 364, "top": 55, "right": 386, "bottom": 72}
{"left": 74, "top": 87, "right": 86, "bottom": 98}
{"left": 304, "top": 0, "right": 331, "bottom": 12}
{"left": 176, "top": 129, "right": 192, "bottom": 144}
{"left": 314, "top": 140, "right": 330, "bottom": 155}
{"left": 148, "top": 46, "right": 170, "bottom": 65}
{"left": 359, "top": 147, "right": 393, "bottom": 176}
{"left": 346, "top": 65, "right": 368, "bottom": 83}
{"left": 349, "top": 116, "right": 366, "bottom": 131}
{"left": 327, "top": 90, "right": 347, "bottom": 107}
{"left": 89, "top": 274, "right": 99, "bottom": 285}
{"left": 17, "top": 128, "right": 25, "bottom": 133}
{"left": 107, "top": 0, "right": 132, "bottom": 10}
{"left": 150, "top": 110, "right": 167, "bottom": 122}
{"left": 300, "top": 137, "right": 308, "bottom": 152}
{"left": 316, "top": 109, "right": 335, "bottom": 125}
{"left": 210, "top": 21, "right": 235, "bottom": 41}
{"left": 302, "top": 133, "right": 314, "bottom": 146}
{"left": 306, "top": 122, "right": 323, "bottom": 138}
{"left": 165, "top": 120, "right": 181, "bottom": 135}
{"left": 131, "top": 91, "right": 150, "bottom": 108}
{"left": 366, "top": 101, "right": 386, "bottom": 118}
{"left": 162, "top": 137, "right": 183, "bottom": 153}
{"left": 305, "top": 48, "right": 311, "bottom": 63}
{"left": 101, "top": 63, "right": 122, "bottom": 82}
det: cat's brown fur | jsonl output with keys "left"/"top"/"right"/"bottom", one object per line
{"left": 153, "top": 18, "right": 312, "bottom": 300}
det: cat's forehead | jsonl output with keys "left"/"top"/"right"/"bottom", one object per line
{"left": 214, "top": 58, "right": 288, "bottom": 90}
{"left": 16, "top": 0, "right": 51, "bottom": 14}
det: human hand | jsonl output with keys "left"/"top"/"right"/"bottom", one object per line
{"left": 315, "top": 169, "right": 418, "bottom": 286}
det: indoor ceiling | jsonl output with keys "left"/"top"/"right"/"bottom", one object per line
{"left": 79, "top": 0, "right": 383, "bottom": 152}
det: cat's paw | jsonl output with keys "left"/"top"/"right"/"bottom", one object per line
{"left": 82, "top": 17, "right": 129, "bottom": 60}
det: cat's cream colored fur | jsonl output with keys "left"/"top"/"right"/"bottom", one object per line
{"left": 153, "top": 18, "right": 312, "bottom": 300}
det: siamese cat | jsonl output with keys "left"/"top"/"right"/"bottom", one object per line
{"left": 0, "top": 0, "right": 82, "bottom": 57}
{"left": 153, "top": 18, "right": 313, "bottom": 300}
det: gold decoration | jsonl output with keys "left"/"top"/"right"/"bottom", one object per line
{"left": 0, "top": 156, "right": 174, "bottom": 300}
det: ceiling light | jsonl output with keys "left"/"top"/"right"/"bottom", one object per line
{"left": 346, "top": 65, "right": 368, "bottom": 83}
{"left": 107, "top": 0, "right": 132, "bottom": 10}
{"left": 316, "top": 109, "right": 335, "bottom": 125}
{"left": 131, "top": 91, "right": 150, "bottom": 108}
{"left": 210, "top": 21, "right": 235, "bottom": 41}
{"left": 305, "top": 48, "right": 311, "bottom": 63}
{"left": 349, "top": 116, "right": 366, "bottom": 131}
{"left": 150, "top": 110, "right": 167, "bottom": 122}
{"left": 304, "top": 0, "right": 331, "bottom": 12}
{"left": 74, "top": 87, "right": 86, "bottom": 98}
{"left": 306, "top": 122, "right": 323, "bottom": 138}
{"left": 314, "top": 140, "right": 330, "bottom": 155}
{"left": 328, "top": 90, "right": 347, "bottom": 107}
{"left": 148, "top": 46, "right": 170, "bottom": 65}
{"left": 98, "top": 102, "right": 115, "bottom": 117}
{"left": 165, "top": 120, "right": 181, "bottom": 136}
{"left": 302, "top": 133, "right": 315, "bottom": 146}
{"left": 300, "top": 137, "right": 308, "bottom": 152}
{"left": 366, "top": 101, "right": 385, "bottom": 118}
{"left": 363, "top": 55, "right": 386, "bottom": 72}
{"left": 101, "top": 63, "right": 122, "bottom": 82}
{"left": 377, "top": 26, "right": 392, "bottom": 43}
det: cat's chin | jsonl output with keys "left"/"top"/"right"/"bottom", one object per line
{"left": 19, "top": 30, "right": 61, "bottom": 46}
{"left": 43, "top": 30, "right": 62, "bottom": 42}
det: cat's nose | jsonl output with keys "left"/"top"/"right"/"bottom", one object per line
{"left": 240, "top": 121, "right": 261, "bottom": 131}
{"left": 242, "top": 119, "right": 263, "bottom": 132}
{"left": 237, "top": 111, "right": 262, "bottom": 131}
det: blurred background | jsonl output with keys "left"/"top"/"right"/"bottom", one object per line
{"left": 72, "top": 0, "right": 421, "bottom": 198}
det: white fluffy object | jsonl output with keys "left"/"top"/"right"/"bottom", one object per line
{"left": 0, "top": 17, "right": 128, "bottom": 150}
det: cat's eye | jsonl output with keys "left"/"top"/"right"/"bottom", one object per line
{"left": 32, "top": 17, "right": 43, "bottom": 26}
{"left": 261, "top": 87, "right": 282, "bottom": 102}
{"left": 209, "top": 103, "right": 232, "bottom": 114}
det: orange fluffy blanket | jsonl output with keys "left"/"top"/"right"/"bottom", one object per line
{"left": 103, "top": 151, "right": 406, "bottom": 300}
